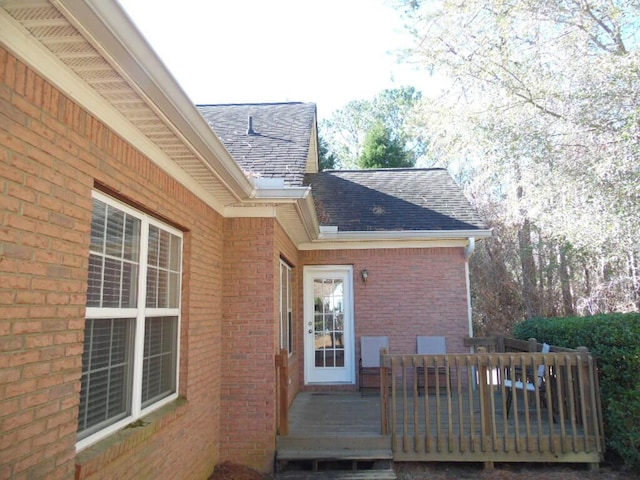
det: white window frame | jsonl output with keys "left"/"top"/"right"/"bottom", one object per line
{"left": 280, "top": 260, "right": 293, "bottom": 355}
{"left": 77, "top": 191, "right": 182, "bottom": 451}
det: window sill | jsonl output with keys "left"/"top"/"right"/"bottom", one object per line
{"left": 75, "top": 397, "right": 187, "bottom": 479}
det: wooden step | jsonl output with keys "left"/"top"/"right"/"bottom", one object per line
{"left": 274, "top": 469, "right": 397, "bottom": 480}
{"left": 277, "top": 435, "right": 391, "bottom": 452}
{"left": 277, "top": 448, "right": 392, "bottom": 462}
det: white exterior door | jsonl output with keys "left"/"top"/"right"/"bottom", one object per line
{"left": 303, "top": 266, "right": 355, "bottom": 384}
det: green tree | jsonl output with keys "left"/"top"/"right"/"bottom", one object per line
{"left": 317, "top": 135, "right": 337, "bottom": 171}
{"left": 320, "top": 86, "right": 428, "bottom": 169}
{"left": 392, "top": 0, "right": 640, "bottom": 322}
{"left": 359, "top": 121, "right": 415, "bottom": 169}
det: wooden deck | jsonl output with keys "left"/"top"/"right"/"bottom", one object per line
{"left": 287, "top": 392, "right": 384, "bottom": 436}
{"left": 277, "top": 339, "right": 604, "bottom": 468}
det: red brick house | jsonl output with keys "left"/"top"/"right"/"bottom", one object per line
{"left": 0, "top": 1, "right": 490, "bottom": 479}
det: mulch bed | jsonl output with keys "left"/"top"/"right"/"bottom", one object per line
{"left": 208, "top": 461, "right": 272, "bottom": 480}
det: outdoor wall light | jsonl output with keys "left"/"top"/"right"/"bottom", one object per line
{"left": 361, "top": 269, "right": 369, "bottom": 285}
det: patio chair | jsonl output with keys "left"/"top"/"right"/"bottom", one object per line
{"left": 358, "top": 336, "right": 389, "bottom": 395}
{"left": 416, "top": 336, "right": 448, "bottom": 395}
{"left": 504, "top": 343, "right": 555, "bottom": 421}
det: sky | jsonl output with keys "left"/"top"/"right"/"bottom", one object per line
{"left": 117, "top": 0, "right": 431, "bottom": 121}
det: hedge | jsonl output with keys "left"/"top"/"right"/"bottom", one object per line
{"left": 513, "top": 312, "right": 640, "bottom": 471}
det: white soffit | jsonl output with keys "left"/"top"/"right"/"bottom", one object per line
{"left": 0, "top": 0, "right": 250, "bottom": 213}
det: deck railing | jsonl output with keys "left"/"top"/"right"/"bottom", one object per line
{"left": 379, "top": 339, "right": 604, "bottom": 466}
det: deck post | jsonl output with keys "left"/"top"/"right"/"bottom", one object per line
{"left": 527, "top": 337, "right": 538, "bottom": 352}
{"left": 577, "top": 346, "right": 601, "bottom": 469}
{"left": 380, "top": 347, "right": 389, "bottom": 435}
{"left": 276, "top": 348, "right": 289, "bottom": 436}
{"left": 476, "top": 347, "right": 494, "bottom": 469}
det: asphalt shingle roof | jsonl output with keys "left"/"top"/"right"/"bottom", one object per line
{"left": 197, "top": 102, "right": 316, "bottom": 187}
{"left": 304, "top": 168, "right": 487, "bottom": 232}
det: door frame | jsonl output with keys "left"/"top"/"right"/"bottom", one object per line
{"left": 303, "top": 265, "right": 355, "bottom": 385}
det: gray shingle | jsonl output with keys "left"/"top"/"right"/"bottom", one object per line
{"left": 304, "top": 169, "right": 486, "bottom": 232}
{"left": 197, "top": 102, "right": 316, "bottom": 187}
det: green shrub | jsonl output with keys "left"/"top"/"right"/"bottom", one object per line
{"left": 513, "top": 312, "right": 640, "bottom": 471}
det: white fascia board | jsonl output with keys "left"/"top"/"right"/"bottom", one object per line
{"left": 53, "top": 0, "right": 255, "bottom": 199}
{"left": 295, "top": 192, "right": 321, "bottom": 241}
{"left": 317, "top": 229, "right": 493, "bottom": 241}
{"left": 298, "top": 238, "right": 471, "bottom": 251}
{"left": 250, "top": 186, "right": 311, "bottom": 200}
{"left": 298, "top": 229, "right": 492, "bottom": 251}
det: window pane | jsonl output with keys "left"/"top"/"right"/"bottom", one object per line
{"left": 168, "top": 272, "right": 180, "bottom": 308}
{"left": 103, "top": 258, "right": 122, "bottom": 308}
{"left": 105, "top": 207, "right": 125, "bottom": 257}
{"left": 146, "top": 228, "right": 181, "bottom": 309}
{"left": 146, "top": 267, "right": 158, "bottom": 308}
{"left": 87, "top": 254, "right": 103, "bottom": 307}
{"left": 87, "top": 199, "right": 141, "bottom": 309}
{"left": 148, "top": 226, "right": 159, "bottom": 267}
{"left": 78, "top": 318, "right": 133, "bottom": 439}
{"left": 90, "top": 199, "right": 106, "bottom": 253}
{"left": 121, "top": 262, "right": 138, "bottom": 309}
{"left": 158, "top": 230, "right": 170, "bottom": 269}
{"left": 157, "top": 270, "right": 168, "bottom": 308}
{"left": 169, "top": 235, "right": 181, "bottom": 270}
{"left": 142, "top": 316, "right": 177, "bottom": 407}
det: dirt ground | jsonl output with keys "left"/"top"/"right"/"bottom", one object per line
{"left": 393, "top": 462, "right": 637, "bottom": 480}
{"left": 208, "top": 461, "right": 638, "bottom": 480}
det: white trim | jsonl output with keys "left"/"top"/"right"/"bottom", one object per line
{"left": 298, "top": 238, "right": 470, "bottom": 251}
{"left": 317, "top": 229, "right": 493, "bottom": 241}
{"left": 251, "top": 186, "right": 311, "bottom": 200}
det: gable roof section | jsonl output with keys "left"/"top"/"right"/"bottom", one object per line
{"left": 197, "top": 103, "right": 317, "bottom": 187}
{"left": 304, "top": 168, "right": 488, "bottom": 234}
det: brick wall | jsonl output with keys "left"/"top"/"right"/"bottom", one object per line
{"left": 275, "top": 223, "right": 300, "bottom": 408}
{"left": 300, "top": 247, "right": 470, "bottom": 388}
{"left": 221, "top": 217, "right": 278, "bottom": 471}
{"left": 0, "top": 47, "right": 224, "bottom": 480}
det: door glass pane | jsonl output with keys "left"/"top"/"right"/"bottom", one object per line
{"left": 313, "top": 278, "right": 345, "bottom": 368}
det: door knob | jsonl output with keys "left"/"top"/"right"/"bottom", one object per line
{"left": 308, "top": 329, "right": 313, "bottom": 334}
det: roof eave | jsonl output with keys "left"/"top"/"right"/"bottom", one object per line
{"left": 317, "top": 228, "right": 493, "bottom": 241}
{"left": 54, "top": 0, "right": 255, "bottom": 200}
{"left": 298, "top": 228, "right": 492, "bottom": 251}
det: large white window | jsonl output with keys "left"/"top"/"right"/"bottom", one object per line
{"left": 280, "top": 260, "right": 293, "bottom": 354}
{"left": 78, "top": 191, "right": 182, "bottom": 450}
